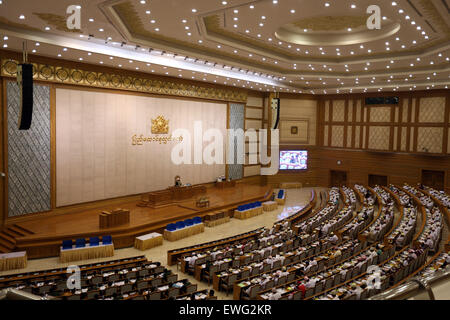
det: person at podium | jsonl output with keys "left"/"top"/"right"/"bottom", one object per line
{"left": 174, "top": 175, "right": 183, "bottom": 187}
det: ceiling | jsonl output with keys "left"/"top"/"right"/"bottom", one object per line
{"left": 0, "top": 0, "right": 449, "bottom": 94}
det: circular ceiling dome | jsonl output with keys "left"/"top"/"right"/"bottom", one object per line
{"left": 275, "top": 15, "right": 401, "bottom": 46}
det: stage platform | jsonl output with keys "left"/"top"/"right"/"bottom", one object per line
{"left": 13, "top": 184, "right": 272, "bottom": 259}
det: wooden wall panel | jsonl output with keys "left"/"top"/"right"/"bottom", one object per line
{"left": 321, "top": 91, "right": 449, "bottom": 155}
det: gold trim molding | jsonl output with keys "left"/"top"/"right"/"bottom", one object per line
{"left": 0, "top": 58, "right": 247, "bottom": 103}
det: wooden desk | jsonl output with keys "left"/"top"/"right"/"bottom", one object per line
{"left": 164, "top": 223, "right": 205, "bottom": 242}
{"left": 134, "top": 232, "right": 163, "bottom": 251}
{"left": 0, "top": 251, "right": 27, "bottom": 271}
{"left": 263, "top": 201, "right": 278, "bottom": 212}
{"left": 234, "top": 206, "right": 264, "bottom": 220}
{"left": 59, "top": 244, "right": 114, "bottom": 263}
{"left": 99, "top": 209, "right": 130, "bottom": 228}
{"left": 139, "top": 185, "right": 206, "bottom": 207}
{"left": 215, "top": 180, "right": 236, "bottom": 189}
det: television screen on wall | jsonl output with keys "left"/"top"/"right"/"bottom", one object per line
{"left": 279, "top": 150, "right": 308, "bottom": 170}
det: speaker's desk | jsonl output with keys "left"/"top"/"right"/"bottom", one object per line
{"left": 138, "top": 185, "right": 206, "bottom": 208}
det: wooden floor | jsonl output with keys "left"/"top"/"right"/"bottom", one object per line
{"left": 13, "top": 184, "right": 272, "bottom": 259}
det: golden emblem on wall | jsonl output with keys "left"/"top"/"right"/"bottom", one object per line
{"left": 151, "top": 115, "right": 169, "bottom": 134}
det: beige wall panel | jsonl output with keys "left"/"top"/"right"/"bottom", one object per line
{"left": 410, "top": 127, "right": 415, "bottom": 152}
{"left": 332, "top": 100, "right": 345, "bottom": 122}
{"left": 245, "top": 119, "right": 262, "bottom": 130}
{"left": 418, "top": 97, "right": 446, "bottom": 123}
{"left": 411, "top": 99, "right": 416, "bottom": 122}
{"left": 400, "top": 127, "right": 407, "bottom": 151}
{"left": 244, "top": 165, "right": 261, "bottom": 177}
{"left": 323, "top": 125, "right": 329, "bottom": 146}
{"left": 369, "top": 106, "right": 391, "bottom": 122}
{"left": 348, "top": 101, "right": 353, "bottom": 121}
{"left": 247, "top": 96, "right": 264, "bottom": 107}
{"left": 355, "top": 126, "right": 360, "bottom": 148}
{"left": 362, "top": 126, "right": 367, "bottom": 148}
{"left": 355, "top": 100, "right": 361, "bottom": 121}
{"left": 56, "top": 88, "right": 226, "bottom": 207}
{"left": 263, "top": 97, "right": 269, "bottom": 121}
{"left": 402, "top": 99, "right": 409, "bottom": 123}
{"left": 347, "top": 126, "right": 352, "bottom": 147}
{"left": 417, "top": 127, "right": 443, "bottom": 153}
{"left": 368, "top": 126, "right": 390, "bottom": 150}
{"left": 331, "top": 126, "right": 344, "bottom": 147}
{"left": 448, "top": 131, "right": 450, "bottom": 153}
{"left": 325, "top": 101, "right": 330, "bottom": 122}
{"left": 245, "top": 108, "right": 263, "bottom": 119}
{"left": 280, "top": 119, "right": 309, "bottom": 144}
{"left": 280, "top": 98, "right": 317, "bottom": 145}
{"left": 394, "top": 106, "right": 399, "bottom": 123}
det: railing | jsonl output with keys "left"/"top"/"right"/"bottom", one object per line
{"left": 368, "top": 266, "right": 450, "bottom": 300}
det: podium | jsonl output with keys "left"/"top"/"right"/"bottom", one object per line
{"left": 99, "top": 208, "right": 130, "bottom": 228}
{"left": 138, "top": 185, "right": 206, "bottom": 208}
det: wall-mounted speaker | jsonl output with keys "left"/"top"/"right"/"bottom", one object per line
{"left": 17, "top": 63, "right": 33, "bottom": 130}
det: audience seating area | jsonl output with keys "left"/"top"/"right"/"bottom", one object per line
{"left": 0, "top": 256, "right": 215, "bottom": 300}
{"left": 1, "top": 183, "right": 448, "bottom": 301}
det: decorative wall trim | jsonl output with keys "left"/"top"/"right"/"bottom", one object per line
{"left": 0, "top": 58, "right": 247, "bottom": 103}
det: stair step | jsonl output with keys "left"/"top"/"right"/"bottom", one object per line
{"left": 11, "top": 224, "right": 34, "bottom": 235}
{"left": 0, "top": 238, "right": 14, "bottom": 250}
{"left": 3, "top": 228, "right": 21, "bottom": 238}
{"left": 0, "top": 233, "right": 16, "bottom": 245}
{"left": 0, "top": 244, "right": 11, "bottom": 254}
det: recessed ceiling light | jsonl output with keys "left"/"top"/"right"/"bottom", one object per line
{"left": 233, "top": 9, "right": 238, "bottom": 13}
{"left": 3, "top": 36, "right": 8, "bottom": 40}
{"left": 79, "top": 57, "right": 83, "bottom": 61}
{"left": 150, "top": 20, "right": 156, "bottom": 23}
{"left": 192, "top": 9, "right": 197, "bottom": 13}
{"left": 155, "top": 28, "right": 160, "bottom": 31}
{"left": 290, "top": 9, "right": 295, "bottom": 13}
{"left": 57, "top": 54, "right": 61, "bottom": 57}
{"left": 45, "top": 26, "right": 50, "bottom": 31}
{"left": 19, "top": 15, "right": 25, "bottom": 19}
{"left": 140, "top": 0, "right": 146, "bottom": 4}
{"left": 249, "top": 5, "right": 254, "bottom": 9}
{"left": 222, "top": 1, "right": 227, "bottom": 4}
{"left": 392, "top": 1, "right": 397, "bottom": 6}
{"left": 351, "top": 4, "right": 356, "bottom": 8}
{"left": 87, "top": 52, "right": 92, "bottom": 56}
{"left": 3, "top": 44, "right": 7, "bottom": 48}
{"left": 89, "top": 18, "right": 94, "bottom": 22}
{"left": 324, "top": 3, "right": 330, "bottom": 7}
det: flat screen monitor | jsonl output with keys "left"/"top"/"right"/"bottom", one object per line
{"left": 279, "top": 150, "right": 308, "bottom": 170}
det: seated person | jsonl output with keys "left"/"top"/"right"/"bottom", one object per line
{"left": 174, "top": 175, "right": 183, "bottom": 187}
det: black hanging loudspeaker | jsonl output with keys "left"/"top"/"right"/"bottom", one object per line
{"left": 17, "top": 63, "right": 33, "bottom": 130}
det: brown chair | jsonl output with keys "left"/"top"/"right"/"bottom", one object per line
{"left": 149, "top": 291, "right": 161, "bottom": 300}
{"left": 220, "top": 274, "right": 238, "bottom": 296}
{"left": 168, "top": 287, "right": 180, "bottom": 298}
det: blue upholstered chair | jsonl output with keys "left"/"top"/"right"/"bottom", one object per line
{"left": 62, "top": 240, "right": 73, "bottom": 250}
{"left": 184, "top": 219, "right": 193, "bottom": 226}
{"left": 193, "top": 217, "right": 202, "bottom": 224}
{"left": 75, "top": 238, "right": 86, "bottom": 248}
{"left": 90, "top": 237, "right": 100, "bottom": 247}
{"left": 175, "top": 221, "right": 185, "bottom": 229}
{"left": 102, "top": 235, "right": 112, "bottom": 245}
{"left": 166, "top": 223, "right": 176, "bottom": 231}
